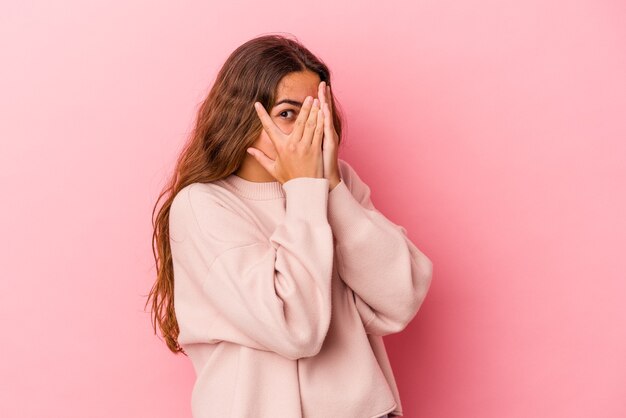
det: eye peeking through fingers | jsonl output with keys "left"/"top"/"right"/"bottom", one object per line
{"left": 277, "top": 109, "right": 297, "bottom": 120}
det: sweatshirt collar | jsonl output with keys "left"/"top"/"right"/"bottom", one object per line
{"left": 221, "top": 173, "right": 286, "bottom": 200}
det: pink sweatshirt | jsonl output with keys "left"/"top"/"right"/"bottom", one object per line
{"left": 169, "top": 158, "right": 433, "bottom": 418}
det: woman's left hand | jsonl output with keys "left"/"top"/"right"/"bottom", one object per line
{"left": 318, "top": 81, "right": 341, "bottom": 189}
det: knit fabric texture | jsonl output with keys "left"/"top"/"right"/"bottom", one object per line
{"left": 169, "top": 158, "right": 433, "bottom": 417}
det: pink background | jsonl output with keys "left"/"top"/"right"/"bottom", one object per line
{"left": 1, "top": 1, "right": 625, "bottom": 417}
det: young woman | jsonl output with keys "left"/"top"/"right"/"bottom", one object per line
{"left": 147, "top": 33, "right": 433, "bottom": 418}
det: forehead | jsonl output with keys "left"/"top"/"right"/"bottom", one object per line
{"left": 275, "top": 70, "right": 321, "bottom": 101}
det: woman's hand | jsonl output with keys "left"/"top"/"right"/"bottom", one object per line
{"left": 250, "top": 96, "right": 325, "bottom": 184}
{"left": 318, "top": 81, "right": 341, "bottom": 190}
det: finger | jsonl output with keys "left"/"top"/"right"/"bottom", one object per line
{"left": 290, "top": 96, "right": 313, "bottom": 143}
{"left": 301, "top": 98, "right": 320, "bottom": 146}
{"left": 254, "top": 102, "right": 283, "bottom": 148}
{"left": 312, "top": 102, "right": 325, "bottom": 149}
{"left": 324, "top": 87, "right": 336, "bottom": 138}
{"left": 246, "top": 147, "right": 276, "bottom": 177}
{"left": 318, "top": 81, "right": 327, "bottom": 110}
{"left": 323, "top": 102, "right": 334, "bottom": 142}
{"left": 326, "top": 84, "right": 333, "bottom": 115}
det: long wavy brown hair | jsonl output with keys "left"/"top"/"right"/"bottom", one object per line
{"left": 145, "top": 33, "right": 345, "bottom": 355}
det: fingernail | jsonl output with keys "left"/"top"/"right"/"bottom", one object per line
{"left": 305, "top": 96, "right": 312, "bottom": 104}
{"left": 313, "top": 98, "right": 319, "bottom": 107}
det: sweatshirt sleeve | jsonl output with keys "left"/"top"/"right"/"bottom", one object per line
{"left": 170, "top": 177, "right": 334, "bottom": 360}
{"left": 327, "top": 159, "right": 433, "bottom": 336}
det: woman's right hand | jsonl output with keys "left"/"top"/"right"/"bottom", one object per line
{"left": 250, "top": 96, "right": 325, "bottom": 184}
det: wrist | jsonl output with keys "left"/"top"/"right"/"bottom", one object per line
{"left": 329, "top": 175, "right": 341, "bottom": 191}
